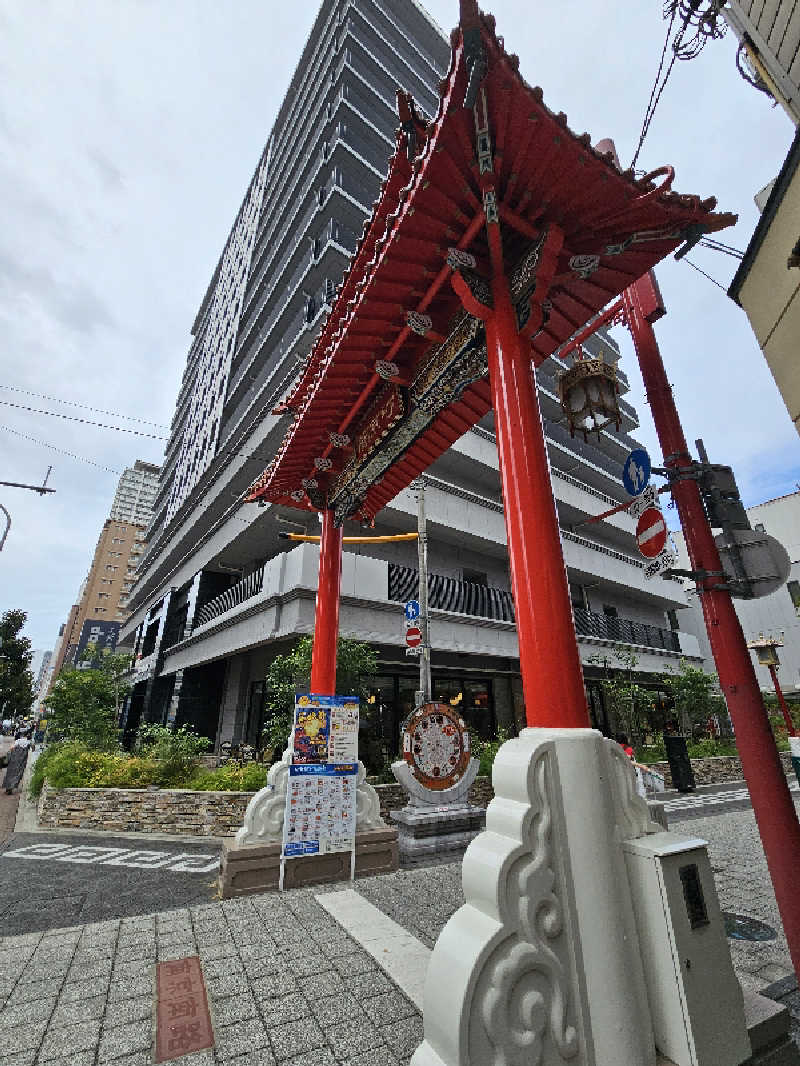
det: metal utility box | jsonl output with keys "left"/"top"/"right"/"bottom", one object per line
{"left": 623, "top": 832, "right": 751, "bottom": 1066}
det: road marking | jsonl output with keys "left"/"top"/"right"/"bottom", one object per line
{"left": 663, "top": 783, "right": 799, "bottom": 814}
{"left": 316, "top": 888, "right": 430, "bottom": 1009}
{"left": 2, "top": 842, "right": 219, "bottom": 873}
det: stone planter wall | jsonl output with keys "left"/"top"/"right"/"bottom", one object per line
{"left": 647, "top": 752, "right": 794, "bottom": 789}
{"left": 37, "top": 784, "right": 252, "bottom": 836}
{"left": 35, "top": 756, "right": 793, "bottom": 836}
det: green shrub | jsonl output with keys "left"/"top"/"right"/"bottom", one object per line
{"left": 187, "top": 763, "right": 269, "bottom": 792}
{"left": 134, "top": 723, "right": 211, "bottom": 786}
{"left": 475, "top": 728, "right": 510, "bottom": 778}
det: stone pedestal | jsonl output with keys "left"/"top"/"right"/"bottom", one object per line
{"left": 391, "top": 802, "right": 485, "bottom": 863}
{"left": 411, "top": 728, "right": 753, "bottom": 1066}
{"left": 391, "top": 757, "right": 485, "bottom": 863}
{"left": 218, "top": 746, "right": 398, "bottom": 897}
{"left": 219, "top": 827, "right": 398, "bottom": 898}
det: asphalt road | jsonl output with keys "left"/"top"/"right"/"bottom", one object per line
{"left": 0, "top": 832, "right": 222, "bottom": 934}
{"left": 0, "top": 777, "right": 796, "bottom": 935}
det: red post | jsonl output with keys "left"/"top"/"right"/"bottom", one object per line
{"left": 624, "top": 274, "right": 800, "bottom": 978}
{"left": 768, "top": 663, "right": 797, "bottom": 737}
{"left": 310, "top": 509, "right": 343, "bottom": 696}
{"left": 484, "top": 267, "right": 590, "bottom": 728}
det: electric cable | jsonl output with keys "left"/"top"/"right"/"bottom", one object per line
{"left": 0, "top": 425, "right": 123, "bottom": 474}
{"left": 631, "top": 5, "right": 678, "bottom": 169}
{"left": 0, "top": 384, "right": 170, "bottom": 429}
{"left": 699, "top": 239, "right": 745, "bottom": 260}
{"left": 0, "top": 400, "right": 170, "bottom": 440}
{"left": 682, "top": 257, "right": 729, "bottom": 292}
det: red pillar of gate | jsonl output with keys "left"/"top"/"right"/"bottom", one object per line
{"left": 484, "top": 267, "right": 590, "bottom": 728}
{"left": 624, "top": 273, "right": 800, "bottom": 978}
{"left": 310, "top": 509, "right": 343, "bottom": 697}
{"left": 769, "top": 663, "right": 797, "bottom": 737}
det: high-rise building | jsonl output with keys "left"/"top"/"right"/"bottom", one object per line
{"left": 47, "top": 462, "right": 160, "bottom": 688}
{"left": 120, "top": 0, "right": 700, "bottom": 754}
{"left": 111, "top": 460, "right": 160, "bottom": 526}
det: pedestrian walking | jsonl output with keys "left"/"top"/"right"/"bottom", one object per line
{"left": 4, "top": 734, "right": 30, "bottom": 794}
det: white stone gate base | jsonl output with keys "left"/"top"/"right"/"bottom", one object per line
{"left": 410, "top": 728, "right": 753, "bottom": 1066}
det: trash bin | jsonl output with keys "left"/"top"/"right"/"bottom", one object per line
{"left": 791, "top": 736, "right": 800, "bottom": 789}
{"left": 665, "top": 734, "right": 696, "bottom": 793}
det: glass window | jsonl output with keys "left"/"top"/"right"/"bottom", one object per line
{"left": 462, "top": 569, "right": 488, "bottom": 586}
{"left": 788, "top": 580, "right": 800, "bottom": 616}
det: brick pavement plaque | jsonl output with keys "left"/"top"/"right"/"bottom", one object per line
{"left": 155, "top": 956, "right": 214, "bottom": 1062}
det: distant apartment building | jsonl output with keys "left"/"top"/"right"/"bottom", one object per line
{"left": 111, "top": 460, "right": 160, "bottom": 525}
{"left": 47, "top": 461, "right": 159, "bottom": 687}
{"left": 119, "top": 0, "right": 702, "bottom": 759}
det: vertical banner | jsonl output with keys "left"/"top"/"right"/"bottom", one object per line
{"left": 281, "top": 695, "right": 359, "bottom": 867}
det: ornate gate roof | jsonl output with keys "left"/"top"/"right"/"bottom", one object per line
{"left": 247, "top": 0, "right": 735, "bottom": 525}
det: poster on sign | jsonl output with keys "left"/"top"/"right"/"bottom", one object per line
{"left": 281, "top": 695, "right": 359, "bottom": 884}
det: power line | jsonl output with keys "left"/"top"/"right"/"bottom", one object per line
{"left": 0, "top": 384, "right": 171, "bottom": 429}
{"left": 0, "top": 400, "right": 170, "bottom": 440}
{"left": 0, "top": 425, "right": 123, "bottom": 474}
{"left": 683, "top": 257, "right": 729, "bottom": 292}
{"left": 631, "top": 5, "right": 678, "bottom": 169}
{"left": 699, "top": 239, "right": 745, "bottom": 260}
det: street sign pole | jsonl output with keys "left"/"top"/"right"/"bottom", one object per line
{"left": 415, "top": 478, "right": 431, "bottom": 704}
{"left": 624, "top": 271, "right": 800, "bottom": 979}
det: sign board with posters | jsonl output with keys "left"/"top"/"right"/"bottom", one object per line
{"left": 281, "top": 694, "right": 359, "bottom": 885}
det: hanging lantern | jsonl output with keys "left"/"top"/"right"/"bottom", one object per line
{"left": 557, "top": 350, "right": 622, "bottom": 441}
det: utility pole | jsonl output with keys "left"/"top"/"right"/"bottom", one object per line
{"left": 416, "top": 478, "right": 432, "bottom": 704}
{"left": 623, "top": 271, "right": 800, "bottom": 981}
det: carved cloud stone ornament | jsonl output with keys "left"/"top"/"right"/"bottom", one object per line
{"left": 235, "top": 745, "right": 386, "bottom": 847}
{"left": 411, "top": 728, "right": 658, "bottom": 1066}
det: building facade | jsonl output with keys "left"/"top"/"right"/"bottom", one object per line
{"left": 724, "top": 1, "right": 800, "bottom": 125}
{"left": 120, "top": 0, "right": 701, "bottom": 761}
{"left": 111, "top": 461, "right": 160, "bottom": 526}
{"left": 674, "top": 490, "right": 800, "bottom": 696}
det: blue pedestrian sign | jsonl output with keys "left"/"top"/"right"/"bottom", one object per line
{"left": 622, "top": 448, "right": 651, "bottom": 497}
{"left": 404, "top": 600, "right": 421, "bottom": 622}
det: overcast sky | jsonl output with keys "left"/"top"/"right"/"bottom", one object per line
{"left": 1, "top": 0, "right": 798, "bottom": 653}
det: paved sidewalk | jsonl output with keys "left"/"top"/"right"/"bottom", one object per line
{"left": 0, "top": 890, "right": 421, "bottom": 1066}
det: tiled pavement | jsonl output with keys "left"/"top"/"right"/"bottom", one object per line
{"left": 1, "top": 798, "right": 798, "bottom": 1064}
{"left": 0, "top": 890, "right": 422, "bottom": 1066}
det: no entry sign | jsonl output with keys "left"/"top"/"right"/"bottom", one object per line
{"left": 405, "top": 626, "right": 422, "bottom": 649}
{"left": 636, "top": 508, "right": 668, "bottom": 559}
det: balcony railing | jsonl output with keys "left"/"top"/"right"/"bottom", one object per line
{"left": 195, "top": 567, "right": 265, "bottom": 629}
{"left": 388, "top": 563, "right": 680, "bottom": 653}
{"left": 573, "top": 607, "right": 680, "bottom": 653}
{"left": 389, "top": 563, "right": 515, "bottom": 623}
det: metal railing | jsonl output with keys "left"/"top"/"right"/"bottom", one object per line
{"left": 195, "top": 567, "right": 265, "bottom": 629}
{"left": 389, "top": 563, "right": 515, "bottom": 622}
{"left": 388, "top": 564, "right": 680, "bottom": 653}
{"left": 573, "top": 607, "right": 680, "bottom": 652}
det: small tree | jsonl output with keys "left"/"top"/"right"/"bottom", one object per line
{"left": 44, "top": 668, "right": 120, "bottom": 751}
{"left": 0, "top": 609, "right": 35, "bottom": 720}
{"left": 587, "top": 647, "right": 656, "bottom": 746}
{"left": 263, "top": 636, "right": 378, "bottom": 753}
{"left": 660, "top": 660, "right": 727, "bottom": 734}
{"left": 80, "top": 644, "right": 133, "bottom": 722}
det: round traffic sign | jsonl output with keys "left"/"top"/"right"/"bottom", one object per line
{"left": 636, "top": 508, "right": 668, "bottom": 559}
{"left": 622, "top": 448, "right": 651, "bottom": 497}
{"left": 405, "top": 626, "right": 422, "bottom": 648}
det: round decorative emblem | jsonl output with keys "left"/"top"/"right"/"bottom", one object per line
{"left": 401, "top": 702, "right": 471, "bottom": 791}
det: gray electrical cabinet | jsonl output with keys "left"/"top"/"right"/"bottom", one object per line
{"left": 623, "top": 832, "right": 751, "bottom": 1066}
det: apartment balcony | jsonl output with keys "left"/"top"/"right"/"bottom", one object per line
{"left": 159, "top": 544, "right": 699, "bottom": 677}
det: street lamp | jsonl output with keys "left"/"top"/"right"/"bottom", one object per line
{"left": 557, "top": 349, "right": 622, "bottom": 441}
{"left": 747, "top": 634, "right": 797, "bottom": 737}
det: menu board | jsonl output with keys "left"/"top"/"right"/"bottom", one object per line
{"left": 282, "top": 695, "right": 359, "bottom": 862}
